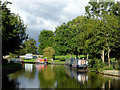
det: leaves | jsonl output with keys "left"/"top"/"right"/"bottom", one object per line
{"left": 24, "top": 38, "right": 37, "bottom": 54}
{"left": 2, "top": 1, "right": 27, "bottom": 56}
{"left": 43, "top": 47, "right": 55, "bottom": 60}
{"left": 38, "top": 30, "right": 55, "bottom": 54}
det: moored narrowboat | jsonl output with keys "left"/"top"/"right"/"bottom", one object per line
{"left": 65, "top": 58, "right": 89, "bottom": 69}
{"left": 36, "top": 58, "right": 48, "bottom": 64}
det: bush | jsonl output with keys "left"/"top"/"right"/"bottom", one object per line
{"left": 103, "top": 67, "right": 113, "bottom": 70}
{"left": 117, "top": 66, "right": 120, "bottom": 70}
{"left": 43, "top": 47, "right": 55, "bottom": 60}
{"left": 8, "top": 53, "right": 17, "bottom": 59}
{"left": 59, "top": 58, "right": 65, "bottom": 61}
{"left": 89, "top": 58, "right": 108, "bottom": 72}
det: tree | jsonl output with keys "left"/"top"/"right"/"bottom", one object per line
{"left": 43, "top": 47, "right": 55, "bottom": 60}
{"left": 55, "top": 16, "right": 88, "bottom": 57}
{"left": 19, "top": 46, "right": 26, "bottom": 55}
{"left": 38, "top": 30, "right": 55, "bottom": 54}
{"left": 54, "top": 22, "right": 70, "bottom": 55}
{"left": 24, "top": 38, "right": 37, "bottom": 54}
{"left": 2, "top": 1, "right": 28, "bottom": 56}
{"left": 101, "top": 14, "right": 119, "bottom": 67}
{"left": 85, "top": 0, "right": 120, "bottom": 67}
{"left": 85, "top": 0, "right": 115, "bottom": 19}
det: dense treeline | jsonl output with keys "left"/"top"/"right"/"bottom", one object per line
{"left": 1, "top": 1, "right": 37, "bottom": 59}
{"left": 38, "top": 1, "right": 120, "bottom": 67}
{"left": 1, "top": 1, "right": 28, "bottom": 56}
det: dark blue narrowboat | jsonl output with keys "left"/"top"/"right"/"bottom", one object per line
{"left": 65, "top": 58, "right": 89, "bottom": 69}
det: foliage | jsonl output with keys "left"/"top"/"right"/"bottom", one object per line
{"left": 38, "top": 30, "right": 55, "bottom": 54}
{"left": 2, "top": 1, "right": 28, "bottom": 56}
{"left": 117, "top": 66, "right": 120, "bottom": 70}
{"left": 24, "top": 38, "right": 37, "bottom": 54}
{"left": 102, "top": 67, "right": 113, "bottom": 70}
{"left": 55, "top": 16, "right": 88, "bottom": 56}
{"left": 8, "top": 52, "right": 17, "bottom": 59}
{"left": 59, "top": 58, "right": 65, "bottom": 61}
{"left": 89, "top": 58, "right": 108, "bottom": 72}
{"left": 19, "top": 46, "right": 26, "bottom": 55}
{"left": 43, "top": 47, "right": 55, "bottom": 60}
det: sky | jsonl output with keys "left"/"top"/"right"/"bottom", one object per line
{"left": 2, "top": 0, "right": 110, "bottom": 47}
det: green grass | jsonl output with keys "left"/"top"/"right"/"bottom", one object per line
{"left": 48, "top": 60, "right": 65, "bottom": 64}
{"left": 22, "top": 59, "right": 36, "bottom": 62}
{"left": 21, "top": 55, "right": 86, "bottom": 63}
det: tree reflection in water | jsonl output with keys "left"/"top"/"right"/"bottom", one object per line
{"left": 38, "top": 65, "right": 55, "bottom": 88}
{"left": 8, "top": 64, "right": 35, "bottom": 80}
{"left": 3, "top": 64, "right": 120, "bottom": 89}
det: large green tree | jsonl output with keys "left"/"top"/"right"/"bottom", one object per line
{"left": 2, "top": 1, "right": 28, "bottom": 56}
{"left": 85, "top": 0, "right": 115, "bottom": 19}
{"left": 54, "top": 22, "right": 70, "bottom": 55}
{"left": 55, "top": 16, "right": 88, "bottom": 57}
{"left": 38, "top": 30, "right": 55, "bottom": 54}
{"left": 24, "top": 38, "right": 37, "bottom": 54}
{"left": 85, "top": 0, "right": 120, "bottom": 67}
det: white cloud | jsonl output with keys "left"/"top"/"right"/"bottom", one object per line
{"left": 2, "top": 0, "right": 90, "bottom": 46}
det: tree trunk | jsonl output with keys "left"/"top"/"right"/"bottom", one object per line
{"left": 108, "top": 47, "right": 111, "bottom": 68}
{"left": 101, "top": 50, "right": 105, "bottom": 63}
{"left": 76, "top": 54, "right": 78, "bottom": 59}
{"left": 87, "top": 53, "right": 89, "bottom": 59}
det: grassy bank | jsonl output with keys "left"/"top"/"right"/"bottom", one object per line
{"left": 22, "top": 55, "right": 86, "bottom": 63}
{"left": 22, "top": 58, "right": 65, "bottom": 63}
{"left": 22, "top": 59, "right": 36, "bottom": 62}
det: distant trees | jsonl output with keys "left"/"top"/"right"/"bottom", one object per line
{"left": 38, "top": 30, "right": 55, "bottom": 54}
{"left": 24, "top": 38, "right": 37, "bottom": 54}
{"left": 2, "top": 1, "right": 28, "bottom": 56}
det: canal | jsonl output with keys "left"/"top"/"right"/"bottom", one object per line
{"left": 2, "top": 63, "right": 120, "bottom": 89}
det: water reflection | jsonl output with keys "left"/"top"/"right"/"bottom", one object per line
{"left": 2, "top": 64, "right": 120, "bottom": 89}
{"left": 36, "top": 64, "right": 47, "bottom": 71}
{"left": 25, "top": 64, "right": 33, "bottom": 72}
{"left": 65, "top": 67, "right": 88, "bottom": 84}
{"left": 38, "top": 65, "right": 56, "bottom": 88}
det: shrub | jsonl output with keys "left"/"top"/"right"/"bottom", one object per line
{"left": 43, "top": 47, "right": 55, "bottom": 60}
{"left": 117, "top": 66, "right": 120, "bottom": 70}
{"left": 59, "top": 58, "right": 65, "bottom": 61}
{"left": 8, "top": 52, "right": 17, "bottom": 59}
{"left": 103, "top": 67, "right": 113, "bottom": 70}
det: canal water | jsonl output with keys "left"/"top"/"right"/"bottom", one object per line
{"left": 2, "top": 63, "right": 120, "bottom": 89}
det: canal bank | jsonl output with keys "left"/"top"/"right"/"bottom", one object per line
{"left": 23, "top": 62, "right": 65, "bottom": 65}
{"left": 99, "top": 70, "right": 120, "bottom": 77}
